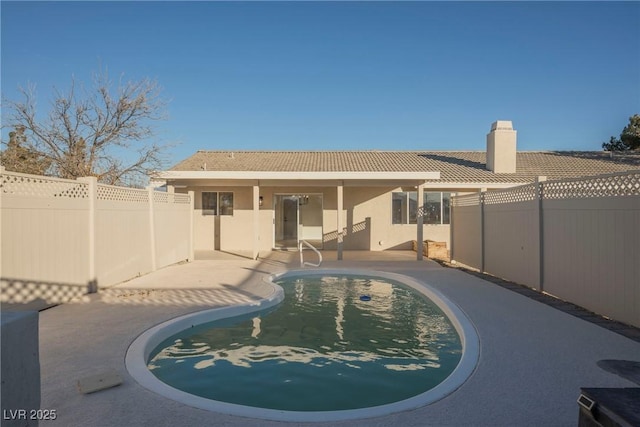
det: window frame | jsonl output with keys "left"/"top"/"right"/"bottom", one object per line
{"left": 219, "top": 192, "right": 234, "bottom": 216}
{"left": 391, "top": 191, "right": 418, "bottom": 225}
{"left": 391, "top": 190, "right": 451, "bottom": 225}
{"left": 202, "top": 191, "right": 218, "bottom": 216}
{"left": 202, "top": 191, "right": 234, "bottom": 216}
{"left": 423, "top": 191, "right": 452, "bottom": 225}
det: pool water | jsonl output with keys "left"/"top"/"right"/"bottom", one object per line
{"left": 147, "top": 275, "right": 462, "bottom": 412}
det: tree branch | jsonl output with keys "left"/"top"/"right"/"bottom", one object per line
{"left": 2, "top": 68, "right": 170, "bottom": 185}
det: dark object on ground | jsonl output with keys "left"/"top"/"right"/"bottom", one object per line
{"left": 578, "top": 388, "right": 640, "bottom": 427}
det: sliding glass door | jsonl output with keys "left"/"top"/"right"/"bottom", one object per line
{"left": 274, "top": 195, "right": 299, "bottom": 248}
{"left": 274, "top": 194, "right": 323, "bottom": 249}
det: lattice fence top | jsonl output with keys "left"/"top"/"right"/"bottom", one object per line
{"left": 484, "top": 183, "right": 537, "bottom": 205}
{"left": 451, "top": 171, "right": 639, "bottom": 207}
{"left": 542, "top": 171, "right": 640, "bottom": 200}
{"left": 1, "top": 170, "right": 193, "bottom": 205}
{"left": 154, "top": 192, "right": 170, "bottom": 203}
{"left": 97, "top": 184, "right": 149, "bottom": 203}
{"left": 0, "top": 172, "right": 89, "bottom": 199}
{"left": 452, "top": 193, "right": 481, "bottom": 207}
{"left": 173, "top": 193, "right": 191, "bottom": 204}
{"left": 152, "top": 192, "right": 191, "bottom": 204}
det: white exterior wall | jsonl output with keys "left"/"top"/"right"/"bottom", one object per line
{"left": 357, "top": 187, "right": 453, "bottom": 251}
{"left": 187, "top": 184, "right": 460, "bottom": 254}
{"left": 2, "top": 193, "right": 90, "bottom": 285}
{"left": 154, "top": 192, "right": 192, "bottom": 270}
{"left": 450, "top": 199, "right": 482, "bottom": 269}
{"left": 95, "top": 187, "right": 152, "bottom": 288}
{"left": 543, "top": 196, "right": 639, "bottom": 327}
{"left": 218, "top": 187, "right": 254, "bottom": 253}
{"left": 1, "top": 171, "right": 192, "bottom": 310}
{"left": 486, "top": 120, "right": 517, "bottom": 173}
{"left": 484, "top": 200, "right": 540, "bottom": 289}
{"left": 191, "top": 188, "right": 216, "bottom": 251}
{"left": 258, "top": 186, "right": 337, "bottom": 250}
{"left": 450, "top": 172, "right": 640, "bottom": 328}
{"left": 1, "top": 174, "right": 91, "bottom": 309}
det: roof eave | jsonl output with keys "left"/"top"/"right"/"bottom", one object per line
{"left": 423, "top": 181, "right": 531, "bottom": 189}
{"left": 155, "top": 170, "right": 441, "bottom": 181}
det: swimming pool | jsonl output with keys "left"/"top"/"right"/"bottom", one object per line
{"left": 126, "top": 269, "right": 479, "bottom": 422}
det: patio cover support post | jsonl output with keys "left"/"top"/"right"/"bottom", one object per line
{"left": 449, "top": 194, "right": 455, "bottom": 262}
{"left": 252, "top": 185, "right": 260, "bottom": 260}
{"left": 417, "top": 183, "right": 425, "bottom": 260}
{"left": 337, "top": 183, "right": 344, "bottom": 260}
{"left": 188, "top": 191, "right": 195, "bottom": 262}
{"left": 480, "top": 188, "right": 486, "bottom": 273}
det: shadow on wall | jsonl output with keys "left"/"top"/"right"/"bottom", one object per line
{"left": 386, "top": 242, "right": 415, "bottom": 250}
{"left": 323, "top": 218, "right": 371, "bottom": 250}
{"left": 0, "top": 277, "right": 98, "bottom": 311}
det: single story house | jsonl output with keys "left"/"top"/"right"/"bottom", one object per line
{"left": 154, "top": 121, "right": 640, "bottom": 260}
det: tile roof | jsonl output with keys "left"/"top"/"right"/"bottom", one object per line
{"left": 170, "top": 151, "right": 640, "bottom": 184}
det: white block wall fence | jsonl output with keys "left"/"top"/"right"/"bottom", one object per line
{"left": 450, "top": 171, "right": 640, "bottom": 328}
{"left": 1, "top": 168, "right": 194, "bottom": 310}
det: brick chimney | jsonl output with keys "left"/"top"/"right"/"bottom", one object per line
{"left": 486, "top": 120, "right": 517, "bottom": 173}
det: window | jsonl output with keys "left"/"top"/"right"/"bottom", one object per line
{"left": 424, "top": 192, "right": 451, "bottom": 225}
{"left": 392, "top": 191, "right": 417, "bottom": 224}
{"left": 202, "top": 192, "right": 233, "bottom": 216}
{"left": 202, "top": 192, "right": 218, "bottom": 215}
{"left": 442, "top": 192, "right": 451, "bottom": 224}
{"left": 392, "top": 191, "right": 451, "bottom": 225}
{"left": 424, "top": 192, "right": 441, "bottom": 224}
{"left": 219, "top": 192, "right": 234, "bottom": 215}
{"left": 392, "top": 193, "right": 405, "bottom": 224}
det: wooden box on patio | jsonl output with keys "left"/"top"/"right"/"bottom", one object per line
{"left": 412, "top": 240, "right": 450, "bottom": 261}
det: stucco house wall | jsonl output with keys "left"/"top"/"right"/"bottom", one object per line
{"left": 161, "top": 122, "right": 640, "bottom": 258}
{"left": 182, "top": 185, "right": 466, "bottom": 254}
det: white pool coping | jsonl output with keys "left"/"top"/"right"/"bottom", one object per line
{"left": 125, "top": 268, "right": 480, "bottom": 422}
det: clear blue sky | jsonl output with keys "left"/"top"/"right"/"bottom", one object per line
{"left": 2, "top": 1, "right": 639, "bottom": 165}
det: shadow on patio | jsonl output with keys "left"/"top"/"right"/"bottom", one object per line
{"left": 29, "top": 250, "right": 640, "bottom": 427}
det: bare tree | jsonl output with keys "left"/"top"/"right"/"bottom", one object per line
{"left": 2, "top": 70, "right": 169, "bottom": 185}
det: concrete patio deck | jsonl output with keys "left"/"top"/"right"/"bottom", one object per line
{"left": 37, "top": 251, "right": 640, "bottom": 426}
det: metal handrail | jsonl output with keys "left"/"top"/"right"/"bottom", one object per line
{"left": 299, "top": 240, "right": 322, "bottom": 268}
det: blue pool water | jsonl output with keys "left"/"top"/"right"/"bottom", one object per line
{"left": 147, "top": 274, "right": 462, "bottom": 412}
